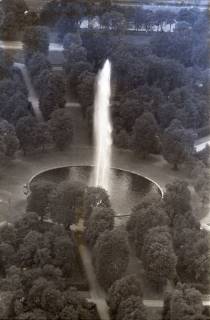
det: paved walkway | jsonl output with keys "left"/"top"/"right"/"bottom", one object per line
{"left": 195, "top": 135, "right": 210, "bottom": 152}
{"left": 0, "top": 41, "right": 63, "bottom": 52}
{"left": 14, "top": 63, "right": 43, "bottom": 121}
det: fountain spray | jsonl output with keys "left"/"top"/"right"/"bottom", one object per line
{"left": 93, "top": 59, "right": 112, "bottom": 192}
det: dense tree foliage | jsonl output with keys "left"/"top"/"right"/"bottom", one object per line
{"left": 107, "top": 274, "right": 143, "bottom": 316}
{"left": 127, "top": 196, "right": 169, "bottom": 258}
{"left": 23, "top": 26, "right": 50, "bottom": 60}
{"left": 131, "top": 112, "right": 160, "bottom": 157}
{"left": 162, "top": 283, "right": 206, "bottom": 320}
{"left": 16, "top": 116, "right": 50, "bottom": 154}
{"left": 0, "top": 0, "right": 28, "bottom": 39}
{"left": 85, "top": 206, "right": 114, "bottom": 247}
{"left": 93, "top": 229, "right": 129, "bottom": 289}
{"left": 142, "top": 226, "right": 177, "bottom": 289}
{"left": 49, "top": 109, "right": 73, "bottom": 150}
{"left": 116, "top": 296, "right": 147, "bottom": 320}
{"left": 163, "top": 180, "right": 191, "bottom": 226}
{"left": 27, "top": 180, "right": 55, "bottom": 221}
{"left": 49, "top": 181, "right": 85, "bottom": 228}
{"left": 0, "top": 211, "right": 100, "bottom": 320}
{"left": 161, "top": 120, "right": 196, "bottom": 169}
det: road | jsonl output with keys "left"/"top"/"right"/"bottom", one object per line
{"left": 195, "top": 135, "right": 210, "bottom": 152}
{"left": 0, "top": 41, "right": 63, "bottom": 52}
{"left": 14, "top": 62, "right": 43, "bottom": 121}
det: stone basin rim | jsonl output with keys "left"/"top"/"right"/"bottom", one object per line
{"left": 29, "top": 164, "right": 164, "bottom": 198}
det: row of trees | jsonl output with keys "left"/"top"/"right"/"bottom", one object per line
{"left": 1, "top": 0, "right": 207, "bottom": 40}
{"left": 56, "top": 27, "right": 208, "bottom": 168}
{"left": 0, "top": 213, "right": 99, "bottom": 319}
{"left": 107, "top": 276, "right": 209, "bottom": 320}
{"left": 39, "top": 0, "right": 208, "bottom": 38}
{"left": 19, "top": 21, "right": 209, "bottom": 168}
{"left": 0, "top": 0, "right": 38, "bottom": 40}
{"left": 127, "top": 180, "right": 209, "bottom": 289}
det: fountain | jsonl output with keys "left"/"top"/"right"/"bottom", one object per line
{"left": 93, "top": 59, "right": 112, "bottom": 191}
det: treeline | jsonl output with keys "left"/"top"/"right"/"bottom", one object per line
{"left": 0, "top": 213, "right": 99, "bottom": 319}
{"left": 25, "top": 176, "right": 210, "bottom": 319}
{"left": 0, "top": 0, "right": 208, "bottom": 40}
{"left": 18, "top": 14, "right": 210, "bottom": 173}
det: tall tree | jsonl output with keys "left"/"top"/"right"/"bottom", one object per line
{"left": 107, "top": 275, "right": 143, "bottom": 316}
{"left": 127, "top": 199, "right": 169, "bottom": 258}
{"left": 85, "top": 207, "right": 114, "bottom": 247}
{"left": 23, "top": 26, "right": 50, "bottom": 60}
{"left": 161, "top": 120, "right": 196, "bottom": 170}
{"left": 27, "top": 180, "right": 55, "bottom": 221}
{"left": 163, "top": 180, "right": 191, "bottom": 226}
{"left": 49, "top": 109, "right": 73, "bottom": 150}
{"left": 131, "top": 112, "right": 159, "bottom": 157}
{"left": 142, "top": 226, "right": 177, "bottom": 289}
{"left": 93, "top": 229, "right": 129, "bottom": 289}
{"left": 49, "top": 181, "right": 85, "bottom": 228}
{"left": 83, "top": 186, "right": 110, "bottom": 222}
{"left": 163, "top": 283, "right": 206, "bottom": 320}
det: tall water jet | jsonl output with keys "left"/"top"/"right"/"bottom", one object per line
{"left": 93, "top": 59, "right": 112, "bottom": 191}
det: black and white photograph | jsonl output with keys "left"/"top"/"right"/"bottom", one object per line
{"left": 0, "top": 0, "right": 209, "bottom": 319}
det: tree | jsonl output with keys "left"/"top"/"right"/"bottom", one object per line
{"left": 49, "top": 181, "right": 85, "bottom": 228}
{"left": 65, "top": 61, "right": 93, "bottom": 93}
{"left": 107, "top": 275, "right": 143, "bottom": 316}
{"left": 27, "top": 180, "right": 55, "bottom": 221}
{"left": 18, "top": 309, "right": 47, "bottom": 320}
{"left": 0, "top": 120, "right": 19, "bottom": 158}
{"left": 194, "top": 168, "right": 210, "bottom": 207}
{"left": 173, "top": 228, "right": 209, "bottom": 284}
{"left": 41, "top": 287, "right": 64, "bottom": 314}
{"left": 142, "top": 226, "right": 177, "bottom": 289}
{"left": 63, "top": 33, "right": 82, "bottom": 50}
{"left": 15, "top": 116, "right": 38, "bottom": 154}
{"left": 34, "top": 70, "right": 66, "bottom": 103}
{"left": 35, "top": 122, "right": 52, "bottom": 152}
{"left": 28, "top": 277, "right": 54, "bottom": 310}
{"left": 2, "top": 91, "right": 29, "bottom": 124}
{"left": 0, "top": 11, "right": 18, "bottom": 40}
{"left": 126, "top": 199, "right": 169, "bottom": 258}
{"left": 163, "top": 180, "right": 191, "bottom": 226}
{"left": 100, "top": 11, "right": 127, "bottom": 33}
{"left": 0, "top": 78, "right": 27, "bottom": 99}
{"left": 131, "top": 112, "right": 159, "bottom": 157}
{"left": 60, "top": 305, "right": 79, "bottom": 320}
{"left": 17, "top": 230, "right": 43, "bottom": 267}
{"left": 64, "top": 43, "right": 87, "bottom": 63}
{"left": 163, "top": 283, "right": 205, "bottom": 320}
{"left": 0, "top": 223, "right": 17, "bottom": 247}
{"left": 27, "top": 52, "right": 51, "bottom": 79}
{"left": 39, "top": 90, "right": 64, "bottom": 121}
{"left": 147, "top": 54, "right": 187, "bottom": 91}
{"left": 53, "top": 236, "right": 76, "bottom": 277}
{"left": 77, "top": 71, "right": 95, "bottom": 116}
{"left": 23, "top": 26, "right": 50, "bottom": 60}
{"left": 93, "top": 229, "right": 129, "bottom": 289}
{"left": 49, "top": 109, "right": 73, "bottom": 150}
{"left": 1, "top": 0, "right": 28, "bottom": 30}
{"left": 14, "top": 212, "right": 40, "bottom": 244}
{"left": 0, "top": 49, "right": 13, "bottom": 80}
{"left": 83, "top": 186, "right": 111, "bottom": 222}
{"left": 113, "top": 98, "right": 144, "bottom": 133}
{"left": 161, "top": 120, "right": 196, "bottom": 170}
{"left": 116, "top": 296, "right": 147, "bottom": 320}
{"left": 85, "top": 207, "right": 114, "bottom": 247}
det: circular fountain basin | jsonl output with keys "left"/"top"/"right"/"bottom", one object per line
{"left": 30, "top": 166, "right": 161, "bottom": 224}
